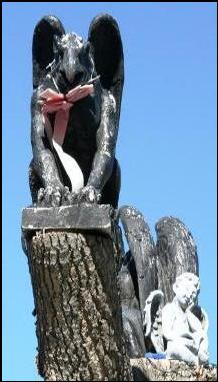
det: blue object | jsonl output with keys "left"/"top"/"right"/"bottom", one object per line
{"left": 144, "top": 352, "right": 166, "bottom": 359}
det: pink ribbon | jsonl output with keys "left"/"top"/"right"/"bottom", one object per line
{"left": 39, "top": 84, "right": 94, "bottom": 144}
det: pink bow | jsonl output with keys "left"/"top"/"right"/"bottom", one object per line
{"left": 39, "top": 84, "right": 94, "bottom": 145}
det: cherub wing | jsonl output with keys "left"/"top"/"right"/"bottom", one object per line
{"left": 155, "top": 217, "right": 199, "bottom": 303}
{"left": 88, "top": 14, "right": 124, "bottom": 125}
{"left": 32, "top": 16, "right": 65, "bottom": 88}
{"left": 143, "top": 290, "right": 164, "bottom": 353}
{"left": 119, "top": 206, "right": 157, "bottom": 313}
{"left": 189, "top": 304, "right": 209, "bottom": 363}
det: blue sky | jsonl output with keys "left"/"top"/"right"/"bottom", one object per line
{"left": 3, "top": 2, "right": 217, "bottom": 381}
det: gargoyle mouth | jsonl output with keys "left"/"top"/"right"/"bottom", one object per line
{"left": 57, "top": 70, "right": 100, "bottom": 94}
{"left": 60, "top": 70, "right": 87, "bottom": 88}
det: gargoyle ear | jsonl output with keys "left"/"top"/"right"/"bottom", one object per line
{"left": 32, "top": 16, "right": 65, "bottom": 88}
{"left": 88, "top": 14, "right": 124, "bottom": 121}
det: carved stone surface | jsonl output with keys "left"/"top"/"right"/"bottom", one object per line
{"left": 118, "top": 208, "right": 200, "bottom": 359}
{"left": 118, "top": 206, "right": 157, "bottom": 358}
{"left": 30, "top": 14, "right": 124, "bottom": 208}
{"left": 162, "top": 272, "right": 209, "bottom": 365}
{"left": 22, "top": 10, "right": 215, "bottom": 380}
{"left": 24, "top": 209, "right": 132, "bottom": 380}
{"left": 143, "top": 290, "right": 164, "bottom": 353}
{"left": 131, "top": 358, "right": 217, "bottom": 381}
{"left": 119, "top": 206, "right": 157, "bottom": 311}
{"left": 143, "top": 273, "right": 209, "bottom": 366}
{"left": 118, "top": 254, "right": 146, "bottom": 359}
{"left": 22, "top": 204, "right": 114, "bottom": 238}
{"left": 155, "top": 217, "right": 199, "bottom": 303}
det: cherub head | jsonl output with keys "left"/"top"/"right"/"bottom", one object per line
{"left": 173, "top": 272, "right": 200, "bottom": 310}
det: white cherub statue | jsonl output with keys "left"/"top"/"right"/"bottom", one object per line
{"left": 143, "top": 272, "right": 209, "bottom": 365}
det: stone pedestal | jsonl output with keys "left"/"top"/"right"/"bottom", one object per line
{"left": 131, "top": 358, "right": 217, "bottom": 381}
{"left": 22, "top": 204, "right": 132, "bottom": 381}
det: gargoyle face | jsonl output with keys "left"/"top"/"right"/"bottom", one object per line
{"left": 53, "top": 33, "right": 95, "bottom": 87}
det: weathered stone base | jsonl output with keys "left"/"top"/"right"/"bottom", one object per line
{"left": 131, "top": 359, "right": 217, "bottom": 381}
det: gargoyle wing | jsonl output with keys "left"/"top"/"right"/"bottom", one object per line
{"left": 118, "top": 252, "right": 146, "bottom": 358}
{"left": 155, "top": 217, "right": 199, "bottom": 304}
{"left": 143, "top": 290, "right": 164, "bottom": 353}
{"left": 119, "top": 206, "right": 157, "bottom": 314}
{"left": 191, "top": 305, "right": 209, "bottom": 334}
{"left": 88, "top": 14, "right": 124, "bottom": 124}
{"left": 200, "top": 308, "right": 209, "bottom": 334}
{"left": 32, "top": 15, "right": 65, "bottom": 88}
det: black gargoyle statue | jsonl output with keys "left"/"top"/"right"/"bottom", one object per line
{"left": 29, "top": 14, "right": 124, "bottom": 208}
{"left": 118, "top": 206, "right": 199, "bottom": 358}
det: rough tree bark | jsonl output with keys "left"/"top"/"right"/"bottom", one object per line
{"left": 22, "top": 204, "right": 133, "bottom": 381}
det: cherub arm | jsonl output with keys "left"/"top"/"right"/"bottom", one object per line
{"left": 162, "top": 303, "right": 194, "bottom": 341}
{"left": 162, "top": 304, "right": 177, "bottom": 342}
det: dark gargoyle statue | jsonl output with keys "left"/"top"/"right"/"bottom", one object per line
{"left": 29, "top": 14, "right": 124, "bottom": 208}
{"left": 118, "top": 207, "right": 199, "bottom": 358}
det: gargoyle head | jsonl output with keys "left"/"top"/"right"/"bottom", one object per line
{"left": 32, "top": 14, "right": 124, "bottom": 118}
{"left": 53, "top": 33, "right": 95, "bottom": 87}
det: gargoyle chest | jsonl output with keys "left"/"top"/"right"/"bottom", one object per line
{"left": 62, "top": 97, "right": 101, "bottom": 155}
{"left": 41, "top": 85, "right": 101, "bottom": 191}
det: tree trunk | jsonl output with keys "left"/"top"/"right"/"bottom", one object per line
{"left": 22, "top": 205, "right": 132, "bottom": 381}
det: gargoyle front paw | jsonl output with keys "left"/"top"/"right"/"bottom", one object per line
{"left": 62, "top": 186, "right": 79, "bottom": 205}
{"left": 37, "top": 185, "right": 63, "bottom": 207}
{"left": 78, "top": 185, "right": 101, "bottom": 204}
{"left": 37, "top": 188, "right": 45, "bottom": 205}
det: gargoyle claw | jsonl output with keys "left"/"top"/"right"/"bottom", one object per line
{"left": 78, "top": 185, "right": 101, "bottom": 204}
{"left": 37, "top": 185, "right": 63, "bottom": 207}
